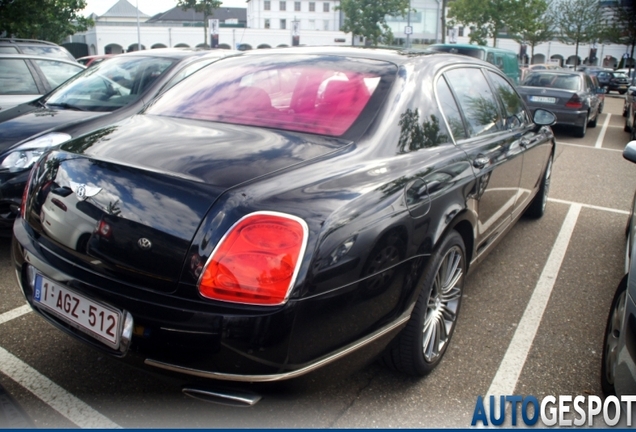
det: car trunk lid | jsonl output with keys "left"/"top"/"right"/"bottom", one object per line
{"left": 24, "top": 114, "right": 344, "bottom": 292}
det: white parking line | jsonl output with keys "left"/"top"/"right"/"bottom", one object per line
{"left": 0, "top": 346, "right": 121, "bottom": 428}
{"left": 558, "top": 142, "right": 622, "bottom": 152}
{"left": 486, "top": 204, "right": 581, "bottom": 397}
{"left": 0, "top": 304, "right": 31, "bottom": 326}
{"left": 595, "top": 114, "right": 612, "bottom": 149}
{"left": 548, "top": 197, "right": 630, "bottom": 215}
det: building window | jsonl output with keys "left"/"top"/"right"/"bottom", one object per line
{"left": 280, "top": 1, "right": 286, "bottom": 10}
{"left": 309, "top": 2, "right": 315, "bottom": 11}
{"left": 281, "top": 19, "right": 287, "bottom": 29}
{"left": 264, "top": 18, "right": 270, "bottom": 28}
{"left": 323, "top": 2, "right": 329, "bottom": 12}
{"left": 264, "top": 0, "right": 271, "bottom": 10}
{"left": 295, "top": 1, "right": 301, "bottom": 10}
{"left": 323, "top": 19, "right": 329, "bottom": 30}
{"left": 458, "top": 26, "right": 464, "bottom": 37}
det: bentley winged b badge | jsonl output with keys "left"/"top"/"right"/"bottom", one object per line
{"left": 69, "top": 181, "right": 102, "bottom": 201}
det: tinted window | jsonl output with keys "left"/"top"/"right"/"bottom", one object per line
{"left": 163, "top": 58, "right": 220, "bottom": 91}
{"left": 46, "top": 56, "right": 175, "bottom": 112}
{"left": 444, "top": 68, "right": 502, "bottom": 138}
{"left": 0, "top": 58, "right": 38, "bottom": 94}
{"left": 436, "top": 76, "right": 466, "bottom": 140}
{"left": 148, "top": 56, "right": 395, "bottom": 137}
{"left": 522, "top": 72, "right": 581, "bottom": 91}
{"left": 487, "top": 71, "right": 529, "bottom": 129}
{"left": 34, "top": 59, "right": 83, "bottom": 88}
{"left": 0, "top": 46, "right": 19, "bottom": 54}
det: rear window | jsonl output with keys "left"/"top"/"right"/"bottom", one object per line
{"left": 146, "top": 55, "right": 396, "bottom": 137}
{"left": 430, "top": 46, "right": 485, "bottom": 61}
{"left": 19, "top": 45, "right": 76, "bottom": 62}
{"left": 522, "top": 73, "right": 581, "bottom": 91}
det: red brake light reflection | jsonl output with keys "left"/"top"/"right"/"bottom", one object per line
{"left": 198, "top": 212, "right": 308, "bottom": 306}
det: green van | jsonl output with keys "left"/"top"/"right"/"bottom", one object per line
{"left": 429, "top": 44, "right": 521, "bottom": 84}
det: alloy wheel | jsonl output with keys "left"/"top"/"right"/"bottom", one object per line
{"left": 422, "top": 245, "right": 463, "bottom": 363}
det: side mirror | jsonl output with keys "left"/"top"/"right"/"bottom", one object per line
{"left": 533, "top": 108, "right": 557, "bottom": 126}
{"left": 624, "top": 141, "right": 636, "bottom": 164}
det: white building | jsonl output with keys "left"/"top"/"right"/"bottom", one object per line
{"left": 68, "top": 0, "right": 631, "bottom": 69}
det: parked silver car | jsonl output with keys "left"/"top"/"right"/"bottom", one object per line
{"left": 0, "top": 53, "right": 84, "bottom": 111}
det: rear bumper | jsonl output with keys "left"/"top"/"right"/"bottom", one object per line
{"left": 528, "top": 105, "right": 587, "bottom": 128}
{"left": 12, "top": 217, "right": 412, "bottom": 381}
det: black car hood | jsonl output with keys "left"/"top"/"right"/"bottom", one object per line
{"left": 25, "top": 114, "right": 344, "bottom": 292}
{"left": 0, "top": 104, "right": 107, "bottom": 150}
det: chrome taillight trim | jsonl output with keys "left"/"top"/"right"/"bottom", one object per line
{"left": 196, "top": 210, "right": 309, "bottom": 306}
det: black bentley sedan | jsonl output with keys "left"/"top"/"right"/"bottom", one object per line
{"left": 12, "top": 47, "right": 556, "bottom": 385}
{"left": 0, "top": 49, "right": 229, "bottom": 236}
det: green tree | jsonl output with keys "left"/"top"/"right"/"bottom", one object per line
{"left": 447, "top": 0, "right": 515, "bottom": 46}
{"left": 507, "top": 0, "right": 554, "bottom": 64}
{"left": 0, "top": 0, "right": 93, "bottom": 44}
{"left": 337, "top": 0, "right": 409, "bottom": 46}
{"left": 177, "top": 0, "right": 222, "bottom": 48}
{"left": 601, "top": 1, "right": 635, "bottom": 71}
{"left": 553, "top": 0, "right": 602, "bottom": 69}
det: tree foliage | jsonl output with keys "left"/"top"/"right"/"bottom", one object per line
{"left": 553, "top": 0, "right": 602, "bottom": 68}
{"left": 447, "top": 0, "right": 515, "bottom": 46}
{"left": 506, "top": 0, "right": 554, "bottom": 62}
{"left": 337, "top": 0, "right": 409, "bottom": 46}
{"left": 177, "top": 0, "right": 222, "bottom": 47}
{"left": 601, "top": 1, "right": 636, "bottom": 69}
{"left": 0, "top": 0, "right": 93, "bottom": 44}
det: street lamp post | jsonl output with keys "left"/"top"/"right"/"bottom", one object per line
{"left": 136, "top": 0, "right": 141, "bottom": 51}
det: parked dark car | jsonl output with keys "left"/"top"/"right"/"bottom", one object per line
{"left": 0, "top": 49, "right": 230, "bottom": 236}
{"left": 0, "top": 53, "right": 84, "bottom": 111}
{"left": 625, "top": 86, "right": 636, "bottom": 140}
{"left": 587, "top": 69, "right": 630, "bottom": 95}
{"left": 517, "top": 70, "right": 604, "bottom": 137}
{"left": 12, "top": 48, "right": 556, "bottom": 387}
{"left": 601, "top": 140, "right": 636, "bottom": 396}
{"left": 0, "top": 38, "right": 76, "bottom": 62}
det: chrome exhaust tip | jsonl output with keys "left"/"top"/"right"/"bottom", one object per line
{"left": 182, "top": 386, "right": 262, "bottom": 407}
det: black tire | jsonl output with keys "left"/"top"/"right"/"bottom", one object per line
{"left": 525, "top": 155, "right": 553, "bottom": 219}
{"left": 632, "top": 116, "right": 636, "bottom": 141}
{"left": 381, "top": 230, "right": 466, "bottom": 376}
{"left": 601, "top": 275, "right": 628, "bottom": 396}
{"left": 574, "top": 116, "right": 587, "bottom": 137}
{"left": 620, "top": 90, "right": 627, "bottom": 95}
{"left": 589, "top": 111, "right": 598, "bottom": 128}
{"left": 626, "top": 121, "right": 632, "bottom": 133}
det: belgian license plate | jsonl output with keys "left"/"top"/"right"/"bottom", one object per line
{"left": 529, "top": 96, "right": 556, "bottom": 104}
{"left": 33, "top": 274, "right": 122, "bottom": 349}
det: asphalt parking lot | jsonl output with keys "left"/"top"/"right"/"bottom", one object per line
{"left": 0, "top": 95, "right": 633, "bottom": 428}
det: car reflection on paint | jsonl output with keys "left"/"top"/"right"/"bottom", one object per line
{"left": 13, "top": 47, "right": 557, "bottom": 385}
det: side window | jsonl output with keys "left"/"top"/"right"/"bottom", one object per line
{"left": 0, "top": 58, "right": 39, "bottom": 94}
{"left": 444, "top": 68, "right": 503, "bottom": 138}
{"left": 487, "top": 70, "right": 529, "bottom": 130}
{"left": 436, "top": 76, "right": 467, "bottom": 140}
{"left": 0, "top": 47, "right": 19, "bottom": 54}
{"left": 34, "top": 60, "right": 83, "bottom": 88}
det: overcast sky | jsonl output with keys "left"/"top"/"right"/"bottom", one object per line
{"left": 82, "top": 0, "right": 248, "bottom": 17}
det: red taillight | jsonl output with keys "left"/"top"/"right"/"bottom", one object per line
{"left": 96, "top": 220, "right": 112, "bottom": 238}
{"left": 198, "top": 212, "right": 308, "bottom": 306}
{"left": 20, "top": 166, "right": 37, "bottom": 219}
{"left": 565, "top": 95, "right": 583, "bottom": 109}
